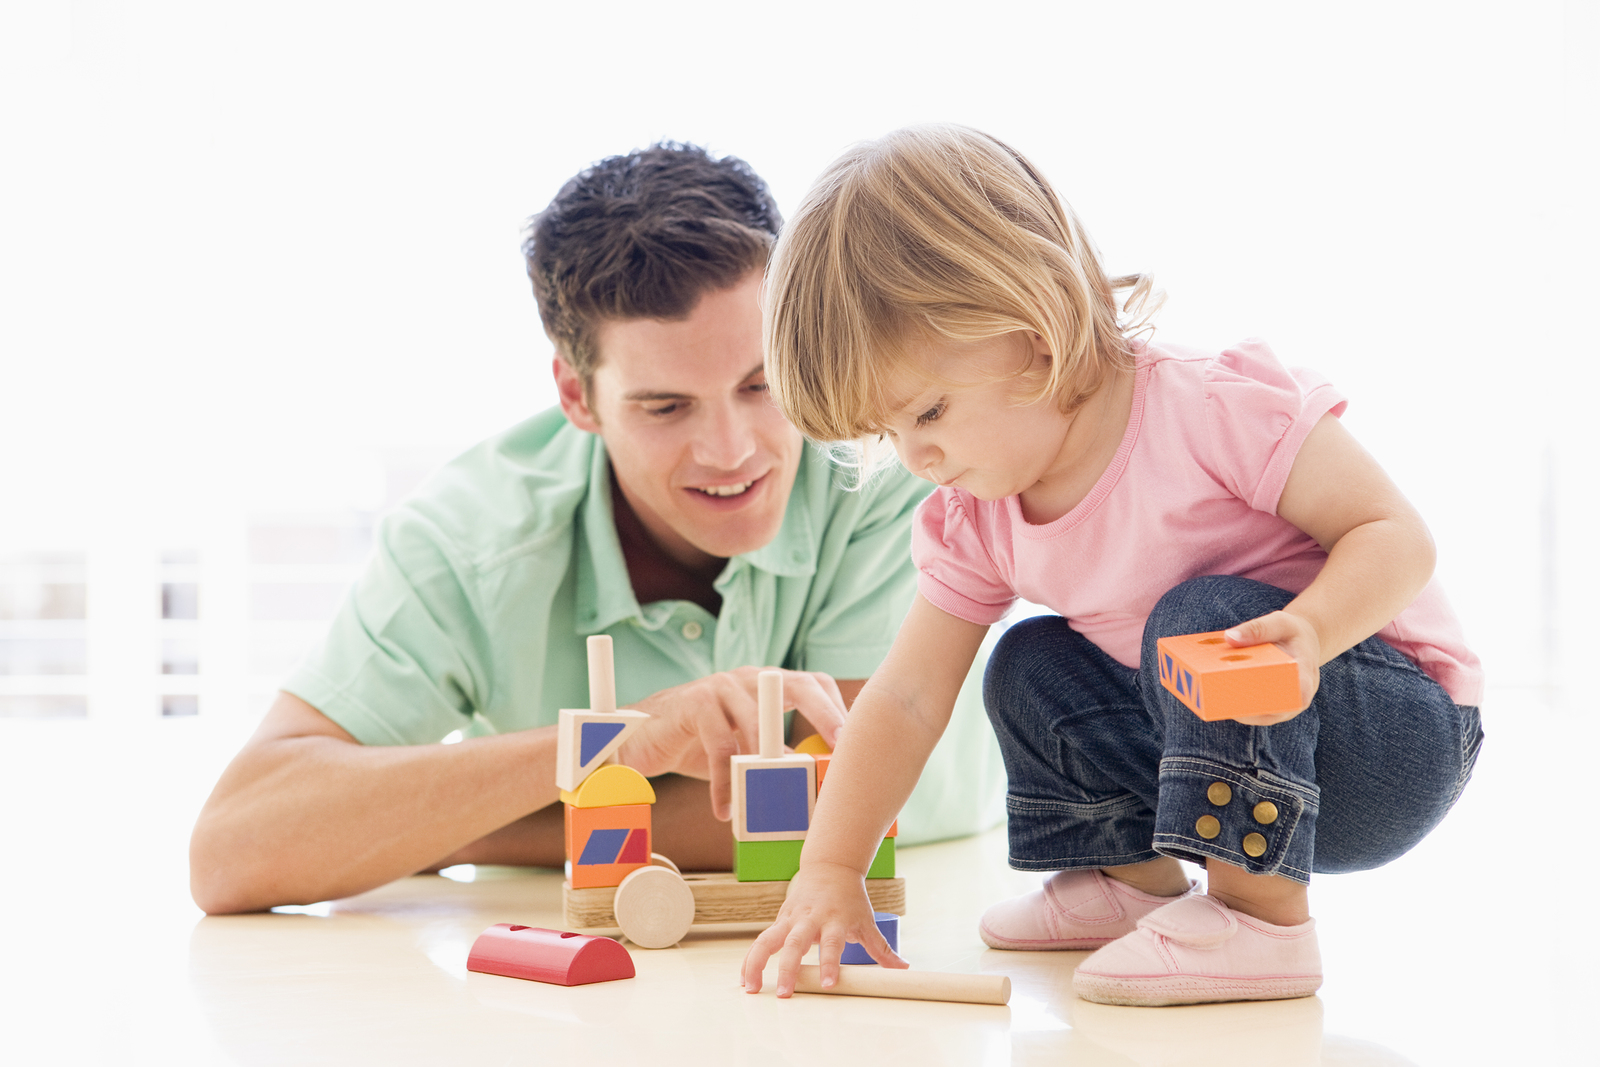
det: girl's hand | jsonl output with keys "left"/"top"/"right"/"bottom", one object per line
{"left": 1223, "top": 610, "right": 1322, "bottom": 725}
{"left": 740, "top": 860, "right": 908, "bottom": 997}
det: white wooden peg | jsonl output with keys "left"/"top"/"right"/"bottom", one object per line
{"left": 587, "top": 635, "right": 616, "bottom": 715}
{"left": 758, "top": 670, "right": 783, "bottom": 758}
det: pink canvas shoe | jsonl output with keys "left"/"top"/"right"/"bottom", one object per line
{"left": 979, "top": 869, "right": 1195, "bottom": 951}
{"left": 1071, "top": 894, "right": 1322, "bottom": 1006}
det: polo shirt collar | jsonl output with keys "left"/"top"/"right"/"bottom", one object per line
{"left": 574, "top": 440, "right": 820, "bottom": 635}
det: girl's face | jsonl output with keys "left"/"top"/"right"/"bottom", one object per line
{"left": 880, "top": 331, "right": 1076, "bottom": 503}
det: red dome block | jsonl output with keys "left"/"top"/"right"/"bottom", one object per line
{"left": 466, "top": 924, "right": 636, "bottom": 986}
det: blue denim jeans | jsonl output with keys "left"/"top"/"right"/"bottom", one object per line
{"left": 983, "top": 577, "right": 1483, "bottom": 885}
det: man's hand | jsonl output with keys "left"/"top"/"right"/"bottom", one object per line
{"left": 619, "top": 667, "right": 849, "bottom": 821}
{"left": 740, "top": 859, "right": 907, "bottom": 997}
{"left": 1223, "top": 610, "right": 1323, "bottom": 726}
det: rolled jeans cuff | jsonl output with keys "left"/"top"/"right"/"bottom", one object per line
{"left": 1004, "top": 792, "right": 1159, "bottom": 872}
{"left": 1152, "top": 757, "right": 1320, "bottom": 885}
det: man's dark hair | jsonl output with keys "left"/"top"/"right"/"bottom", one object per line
{"left": 524, "top": 142, "right": 783, "bottom": 396}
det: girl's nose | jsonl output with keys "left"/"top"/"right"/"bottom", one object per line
{"left": 899, "top": 437, "right": 942, "bottom": 478}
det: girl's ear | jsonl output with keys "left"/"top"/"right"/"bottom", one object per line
{"left": 553, "top": 356, "right": 602, "bottom": 433}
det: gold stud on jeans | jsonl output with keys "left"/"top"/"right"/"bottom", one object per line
{"left": 1253, "top": 801, "right": 1280, "bottom": 825}
{"left": 1195, "top": 815, "right": 1221, "bottom": 839}
{"left": 1242, "top": 832, "right": 1268, "bottom": 857}
{"left": 1206, "top": 782, "right": 1233, "bottom": 806}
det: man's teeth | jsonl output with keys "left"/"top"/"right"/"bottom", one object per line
{"left": 697, "top": 481, "right": 753, "bottom": 497}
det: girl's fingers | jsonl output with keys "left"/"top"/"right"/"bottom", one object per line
{"left": 773, "top": 924, "right": 817, "bottom": 998}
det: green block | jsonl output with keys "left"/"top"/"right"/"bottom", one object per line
{"left": 867, "top": 836, "right": 895, "bottom": 879}
{"left": 734, "top": 838, "right": 804, "bottom": 882}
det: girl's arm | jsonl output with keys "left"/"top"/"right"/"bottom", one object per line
{"left": 740, "top": 594, "right": 989, "bottom": 997}
{"left": 1225, "top": 413, "right": 1438, "bottom": 725}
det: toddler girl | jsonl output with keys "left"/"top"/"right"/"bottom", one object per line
{"left": 740, "top": 125, "right": 1482, "bottom": 1006}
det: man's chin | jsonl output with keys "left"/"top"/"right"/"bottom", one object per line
{"left": 682, "top": 510, "right": 788, "bottom": 562}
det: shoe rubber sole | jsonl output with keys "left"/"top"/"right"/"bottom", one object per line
{"left": 1071, "top": 971, "right": 1323, "bottom": 1007}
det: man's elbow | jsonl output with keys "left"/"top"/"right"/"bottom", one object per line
{"left": 189, "top": 823, "right": 280, "bottom": 915}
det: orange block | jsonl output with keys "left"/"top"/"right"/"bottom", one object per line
{"left": 565, "top": 803, "right": 652, "bottom": 889}
{"left": 814, "top": 754, "right": 896, "bottom": 838}
{"left": 1156, "top": 631, "right": 1299, "bottom": 722}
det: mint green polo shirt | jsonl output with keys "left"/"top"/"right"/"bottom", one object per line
{"left": 286, "top": 408, "right": 1004, "bottom": 845}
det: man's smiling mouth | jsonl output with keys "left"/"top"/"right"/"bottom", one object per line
{"left": 692, "top": 480, "right": 755, "bottom": 497}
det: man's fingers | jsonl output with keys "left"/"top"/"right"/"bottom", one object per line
{"left": 698, "top": 715, "right": 738, "bottom": 821}
{"left": 781, "top": 671, "right": 848, "bottom": 744}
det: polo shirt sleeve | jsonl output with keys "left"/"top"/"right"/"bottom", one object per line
{"left": 1203, "top": 339, "right": 1348, "bottom": 514}
{"left": 792, "top": 466, "right": 931, "bottom": 681}
{"left": 283, "top": 507, "right": 492, "bottom": 746}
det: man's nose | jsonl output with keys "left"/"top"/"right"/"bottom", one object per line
{"left": 693, "top": 400, "right": 758, "bottom": 471}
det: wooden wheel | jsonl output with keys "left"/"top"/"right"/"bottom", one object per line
{"left": 612, "top": 865, "right": 695, "bottom": 949}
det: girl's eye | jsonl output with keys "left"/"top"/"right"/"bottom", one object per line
{"left": 915, "top": 401, "right": 945, "bottom": 427}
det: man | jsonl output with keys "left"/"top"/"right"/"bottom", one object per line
{"left": 190, "top": 144, "right": 1001, "bottom": 915}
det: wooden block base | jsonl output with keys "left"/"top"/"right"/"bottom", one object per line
{"left": 564, "top": 873, "right": 906, "bottom": 931}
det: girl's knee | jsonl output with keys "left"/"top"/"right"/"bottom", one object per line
{"left": 1142, "top": 577, "right": 1296, "bottom": 661}
{"left": 983, "top": 615, "right": 1073, "bottom": 707}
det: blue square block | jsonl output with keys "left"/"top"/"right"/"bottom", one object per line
{"left": 744, "top": 766, "right": 810, "bottom": 833}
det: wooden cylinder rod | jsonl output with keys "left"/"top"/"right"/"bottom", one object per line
{"left": 791, "top": 965, "right": 1010, "bottom": 1006}
{"left": 587, "top": 635, "right": 616, "bottom": 715}
{"left": 758, "top": 669, "right": 783, "bottom": 758}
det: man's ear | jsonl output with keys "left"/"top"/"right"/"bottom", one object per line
{"left": 553, "top": 356, "right": 601, "bottom": 434}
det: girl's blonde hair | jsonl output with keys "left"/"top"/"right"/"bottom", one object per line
{"left": 765, "top": 124, "right": 1158, "bottom": 464}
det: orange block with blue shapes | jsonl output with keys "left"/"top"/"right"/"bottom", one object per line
{"left": 565, "top": 802, "right": 652, "bottom": 889}
{"left": 1156, "top": 631, "right": 1300, "bottom": 722}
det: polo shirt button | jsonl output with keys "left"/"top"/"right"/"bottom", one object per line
{"left": 681, "top": 621, "right": 703, "bottom": 640}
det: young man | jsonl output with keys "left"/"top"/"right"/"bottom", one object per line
{"left": 189, "top": 144, "right": 1001, "bottom": 915}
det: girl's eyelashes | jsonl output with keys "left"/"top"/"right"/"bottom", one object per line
{"left": 915, "top": 400, "right": 947, "bottom": 427}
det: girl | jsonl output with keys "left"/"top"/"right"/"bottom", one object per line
{"left": 740, "top": 125, "right": 1482, "bottom": 1007}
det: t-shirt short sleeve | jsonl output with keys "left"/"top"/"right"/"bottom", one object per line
{"left": 912, "top": 489, "right": 1016, "bottom": 625}
{"left": 1202, "top": 339, "right": 1348, "bottom": 514}
{"left": 284, "top": 508, "right": 491, "bottom": 747}
{"left": 794, "top": 465, "right": 931, "bottom": 681}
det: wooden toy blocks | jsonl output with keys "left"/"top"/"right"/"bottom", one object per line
{"left": 1156, "top": 631, "right": 1300, "bottom": 722}
{"left": 555, "top": 635, "right": 650, "bottom": 792}
{"left": 731, "top": 671, "right": 815, "bottom": 843}
{"left": 466, "top": 924, "right": 635, "bottom": 986}
{"left": 565, "top": 802, "right": 652, "bottom": 889}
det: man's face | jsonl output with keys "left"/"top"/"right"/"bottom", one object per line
{"left": 557, "top": 271, "right": 804, "bottom": 572}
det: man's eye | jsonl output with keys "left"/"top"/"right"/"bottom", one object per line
{"left": 915, "top": 402, "right": 945, "bottom": 427}
{"left": 646, "top": 403, "right": 682, "bottom": 417}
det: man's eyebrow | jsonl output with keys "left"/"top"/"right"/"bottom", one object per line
{"left": 622, "top": 388, "right": 693, "bottom": 402}
{"left": 623, "top": 365, "right": 766, "bottom": 403}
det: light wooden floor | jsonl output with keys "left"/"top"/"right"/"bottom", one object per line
{"left": 0, "top": 688, "right": 1588, "bottom": 1065}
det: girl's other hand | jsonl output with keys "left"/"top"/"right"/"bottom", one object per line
{"left": 1224, "top": 610, "right": 1322, "bottom": 725}
{"left": 740, "top": 860, "right": 908, "bottom": 997}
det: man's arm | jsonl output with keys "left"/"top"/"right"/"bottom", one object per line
{"left": 189, "top": 669, "right": 854, "bottom": 915}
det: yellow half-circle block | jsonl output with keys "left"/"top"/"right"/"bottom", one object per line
{"left": 794, "top": 734, "right": 833, "bottom": 756}
{"left": 559, "top": 764, "right": 657, "bottom": 808}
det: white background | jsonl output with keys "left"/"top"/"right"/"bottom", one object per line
{"left": 1, "top": 0, "right": 1596, "bottom": 707}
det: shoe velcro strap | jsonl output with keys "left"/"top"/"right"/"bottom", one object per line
{"left": 1135, "top": 895, "right": 1237, "bottom": 948}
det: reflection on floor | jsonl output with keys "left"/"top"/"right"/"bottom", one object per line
{"left": 0, "top": 688, "right": 1588, "bottom": 1065}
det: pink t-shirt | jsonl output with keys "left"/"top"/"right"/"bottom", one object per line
{"left": 913, "top": 338, "right": 1483, "bottom": 707}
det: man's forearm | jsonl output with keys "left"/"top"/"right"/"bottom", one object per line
{"left": 189, "top": 692, "right": 561, "bottom": 914}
